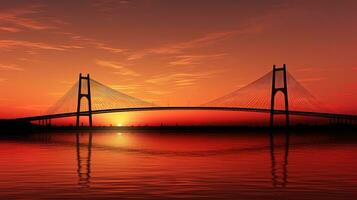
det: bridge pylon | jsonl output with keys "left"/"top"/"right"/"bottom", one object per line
{"left": 270, "top": 64, "right": 289, "bottom": 127}
{"left": 76, "top": 73, "right": 93, "bottom": 127}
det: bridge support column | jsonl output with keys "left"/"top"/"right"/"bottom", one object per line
{"left": 76, "top": 73, "right": 93, "bottom": 127}
{"left": 45, "top": 118, "right": 51, "bottom": 127}
{"left": 270, "top": 64, "right": 289, "bottom": 127}
{"left": 330, "top": 117, "right": 337, "bottom": 126}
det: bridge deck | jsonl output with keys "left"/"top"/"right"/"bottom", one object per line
{"left": 12, "top": 106, "right": 357, "bottom": 121}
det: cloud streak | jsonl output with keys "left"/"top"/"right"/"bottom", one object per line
{"left": 0, "top": 26, "right": 21, "bottom": 32}
{"left": 95, "top": 59, "right": 140, "bottom": 76}
{"left": 126, "top": 24, "right": 263, "bottom": 60}
{"left": 0, "top": 39, "right": 87, "bottom": 52}
{"left": 109, "top": 83, "right": 143, "bottom": 93}
{"left": 65, "top": 32, "right": 127, "bottom": 54}
{"left": 91, "top": 0, "right": 133, "bottom": 13}
{"left": 169, "top": 53, "right": 227, "bottom": 66}
{"left": 146, "top": 70, "right": 226, "bottom": 87}
{"left": 0, "top": 39, "right": 66, "bottom": 51}
{"left": 0, "top": 64, "right": 24, "bottom": 71}
{"left": 0, "top": 5, "right": 54, "bottom": 31}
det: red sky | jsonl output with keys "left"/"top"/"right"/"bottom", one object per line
{"left": 0, "top": 0, "right": 356, "bottom": 125}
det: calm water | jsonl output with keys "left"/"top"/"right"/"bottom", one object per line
{"left": 0, "top": 129, "right": 356, "bottom": 200}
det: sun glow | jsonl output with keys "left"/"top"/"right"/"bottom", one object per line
{"left": 117, "top": 123, "right": 122, "bottom": 127}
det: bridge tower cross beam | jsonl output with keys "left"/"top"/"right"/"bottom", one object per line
{"left": 76, "top": 73, "right": 93, "bottom": 127}
{"left": 270, "top": 64, "right": 289, "bottom": 127}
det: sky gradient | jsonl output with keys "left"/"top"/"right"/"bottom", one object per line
{"left": 0, "top": 0, "right": 356, "bottom": 124}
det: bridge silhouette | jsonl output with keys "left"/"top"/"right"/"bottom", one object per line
{"left": 14, "top": 64, "right": 357, "bottom": 127}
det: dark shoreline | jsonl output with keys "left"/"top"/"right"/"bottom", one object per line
{"left": 1, "top": 119, "right": 356, "bottom": 135}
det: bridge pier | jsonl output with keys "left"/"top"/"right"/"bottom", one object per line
{"left": 270, "top": 64, "right": 289, "bottom": 127}
{"left": 39, "top": 118, "right": 46, "bottom": 127}
{"left": 329, "top": 118, "right": 333, "bottom": 126}
{"left": 76, "top": 73, "right": 93, "bottom": 127}
{"left": 330, "top": 117, "right": 338, "bottom": 126}
{"left": 44, "top": 118, "right": 51, "bottom": 127}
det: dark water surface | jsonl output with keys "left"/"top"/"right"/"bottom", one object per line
{"left": 0, "top": 129, "right": 356, "bottom": 200}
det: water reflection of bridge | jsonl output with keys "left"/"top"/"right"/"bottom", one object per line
{"left": 74, "top": 131, "right": 290, "bottom": 188}
{"left": 76, "top": 132, "right": 92, "bottom": 188}
{"left": 270, "top": 131, "right": 289, "bottom": 188}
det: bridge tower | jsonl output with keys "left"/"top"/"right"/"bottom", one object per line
{"left": 270, "top": 64, "right": 289, "bottom": 127}
{"left": 76, "top": 73, "right": 93, "bottom": 127}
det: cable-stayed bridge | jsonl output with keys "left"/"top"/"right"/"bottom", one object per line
{"left": 13, "top": 64, "right": 357, "bottom": 126}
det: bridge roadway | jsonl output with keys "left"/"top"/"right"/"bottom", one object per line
{"left": 13, "top": 106, "right": 357, "bottom": 121}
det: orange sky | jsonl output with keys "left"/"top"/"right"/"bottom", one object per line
{"left": 0, "top": 0, "right": 356, "bottom": 124}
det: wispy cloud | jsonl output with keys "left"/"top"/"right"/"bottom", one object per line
{"left": 91, "top": 0, "right": 133, "bottom": 13}
{"left": 95, "top": 59, "right": 123, "bottom": 69}
{"left": 108, "top": 84, "right": 141, "bottom": 94}
{"left": 0, "top": 5, "right": 55, "bottom": 32}
{"left": 169, "top": 53, "right": 226, "bottom": 66}
{"left": 150, "top": 31, "right": 238, "bottom": 55}
{"left": 0, "top": 6, "right": 118, "bottom": 54}
{"left": 64, "top": 32, "right": 126, "bottom": 54}
{"left": 0, "top": 39, "right": 67, "bottom": 51}
{"left": 0, "top": 39, "right": 86, "bottom": 52}
{"left": 174, "top": 79, "right": 196, "bottom": 87}
{"left": 109, "top": 83, "right": 143, "bottom": 91}
{"left": 95, "top": 59, "right": 140, "bottom": 76}
{"left": 96, "top": 44, "right": 125, "bottom": 53}
{"left": 0, "top": 64, "right": 24, "bottom": 71}
{"left": 0, "top": 26, "right": 21, "bottom": 32}
{"left": 146, "top": 70, "right": 226, "bottom": 87}
{"left": 126, "top": 26, "right": 262, "bottom": 60}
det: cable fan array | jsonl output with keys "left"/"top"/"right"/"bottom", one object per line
{"left": 46, "top": 69, "right": 329, "bottom": 115}
{"left": 203, "top": 71, "right": 328, "bottom": 112}
{"left": 46, "top": 79, "right": 155, "bottom": 115}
